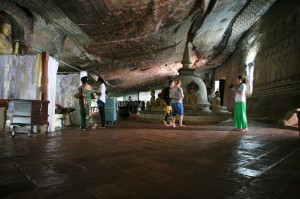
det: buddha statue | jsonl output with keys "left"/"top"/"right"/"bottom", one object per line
{"left": 211, "top": 91, "right": 221, "bottom": 106}
{"left": 185, "top": 81, "right": 199, "bottom": 105}
{"left": 149, "top": 90, "right": 156, "bottom": 107}
{"left": 0, "top": 23, "right": 19, "bottom": 54}
{"left": 186, "top": 88, "right": 197, "bottom": 105}
{"left": 155, "top": 93, "right": 164, "bottom": 107}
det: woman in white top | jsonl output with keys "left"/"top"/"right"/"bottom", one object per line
{"left": 169, "top": 80, "right": 185, "bottom": 127}
{"left": 97, "top": 76, "right": 107, "bottom": 128}
{"left": 231, "top": 76, "right": 248, "bottom": 131}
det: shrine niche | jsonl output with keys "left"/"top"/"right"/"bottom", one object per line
{"left": 0, "top": 10, "right": 25, "bottom": 54}
{"left": 185, "top": 81, "right": 199, "bottom": 105}
{"left": 0, "top": 0, "right": 33, "bottom": 55}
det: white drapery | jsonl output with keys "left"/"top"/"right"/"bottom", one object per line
{"left": 0, "top": 54, "right": 59, "bottom": 132}
{"left": 56, "top": 74, "right": 81, "bottom": 125}
{"left": 0, "top": 55, "right": 41, "bottom": 99}
{"left": 47, "top": 57, "right": 59, "bottom": 132}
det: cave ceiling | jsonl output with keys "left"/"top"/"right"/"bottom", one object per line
{"left": 10, "top": 0, "right": 277, "bottom": 92}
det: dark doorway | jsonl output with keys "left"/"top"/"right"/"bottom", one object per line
{"left": 219, "top": 79, "right": 225, "bottom": 106}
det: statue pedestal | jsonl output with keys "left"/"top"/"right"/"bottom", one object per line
{"left": 139, "top": 105, "right": 231, "bottom": 124}
{"left": 211, "top": 105, "right": 230, "bottom": 113}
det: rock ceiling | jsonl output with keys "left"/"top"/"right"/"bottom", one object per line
{"left": 10, "top": 0, "right": 277, "bottom": 92}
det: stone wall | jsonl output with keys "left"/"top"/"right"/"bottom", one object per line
{"left": 214, "top": 0, "right": 300, "bottom": 122}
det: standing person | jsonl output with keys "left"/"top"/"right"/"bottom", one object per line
{"left": 78, "top": 76, "right": 96, "bottom": 130}
{"left": 162, "top": 80, "right": 175, "bottom": 126}
{"left": 163, "top": 80, "right": 175, "bottom": 105}
{"left": 96, "top": 75, "right": 106, "bottom": 128}
{"left": 163, "top": 100, "right": 173, "bottom": 126}
{"left": 231, "top": 76, "right": 248, "bottom": 132}
{"left": 169, "top": 80, "right": 185, "bottom": 127}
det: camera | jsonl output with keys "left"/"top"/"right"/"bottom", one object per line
{"left": 228, "top": 84, "right": 234, "bottom": 88}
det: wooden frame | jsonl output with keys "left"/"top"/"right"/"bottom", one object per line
{"left": 0, "top": 99, "right": 9, "bottom": 134}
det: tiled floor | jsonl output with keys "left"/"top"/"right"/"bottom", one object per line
{"left": 0, "top": 118, "right": 299, "bottom": 199}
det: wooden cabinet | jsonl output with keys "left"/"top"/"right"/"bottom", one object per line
{"left": 8, "top": 100, "right": 49, "bottom": 137}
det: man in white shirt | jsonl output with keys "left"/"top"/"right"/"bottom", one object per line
{"left": 97, "top": 76, "right": 106, "bottom": 128}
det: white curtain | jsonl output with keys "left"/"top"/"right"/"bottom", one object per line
{"left": 0, "top": 55, "right": 40, "bottom": 99}
{"left": 56, "top": 74, "right": 80, "bottom": 108}
{"left": 47, "top": 57, "right": 59, "bottom": 132}
{"left": 56, "top": 74, "right": 81, "bottom": 125}
{"left": 0, "top": 54, "right": 59, "bottom": 132}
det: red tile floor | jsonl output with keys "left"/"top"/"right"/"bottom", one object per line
{"left": 0, "top": 118, "right": 299, "bottom": 199}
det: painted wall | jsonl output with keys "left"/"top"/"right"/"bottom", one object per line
{"left": 214, "top": 0, "right": 300, "bottom": 122}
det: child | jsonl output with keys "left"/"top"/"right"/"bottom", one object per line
{"left": 163, "top": 100, "right": 173, "bottom": 126}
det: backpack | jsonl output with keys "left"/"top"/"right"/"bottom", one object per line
{"left": 160, "top": 87, "right": 166, "bottom": 99}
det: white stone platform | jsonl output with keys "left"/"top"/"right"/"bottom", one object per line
{"left": 139, "top": 106, "right": 232, "bottom": 124}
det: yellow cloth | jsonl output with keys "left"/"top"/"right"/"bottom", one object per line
{"left": 150, "top": 96, "right": 155, "bottom": 106}
{"left": 211, "top": 97, "right": 221, "bottom": 106}
{"left": 35, "top": 54, "right": 42, "bottom": 99}
{"left": 156, "top": 98, "right": 164, "bottom": 106}
{"left": 164, "top": 104, "right": 172, "bottom": 114}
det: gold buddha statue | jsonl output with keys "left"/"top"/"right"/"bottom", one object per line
{"left": 155, "top": 93, "right": 164, "bottom": 107}
{"left": 149, "top": 90, "right": 156, "bottom": 107}
{"left": 185, "top": 81, "right": 199, "bottom": 105}
{"left": 0, "top": 23, "right": 19, "bottom": 54}
{"left": 211, "top": 91, "right": 221, "bottom": 106}
{"left": 186, "top": 88, "right": 197, "bottom": 105}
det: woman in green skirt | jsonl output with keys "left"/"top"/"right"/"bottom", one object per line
{"left": 77, "top": 76, "right": 96, "bottom": 130}
{"left": 232, "top": 76, "right": 248, "bottom": 132}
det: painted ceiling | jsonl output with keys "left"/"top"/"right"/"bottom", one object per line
{"left": 6, "top": 0, "right": 277, "bottom": 92}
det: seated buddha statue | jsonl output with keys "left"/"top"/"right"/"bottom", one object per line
{"left": 149, "top": 90, "right": 156, "bottom": 107}
{"left": 0, "top": 23, "right": 19, "bottom": 54}
{"left": 211, "top": 91, "right": 221, "bottom": 106}
{"left": 155, "top": 93, "right": 164, "bottom": 107}
{"left": 186, "top": 88, "right": 197, "bottom": 105}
